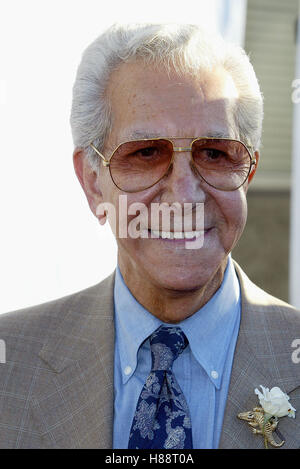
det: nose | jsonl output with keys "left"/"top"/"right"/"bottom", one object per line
{"left": 160, "top": 151, "right": 207, "bottom": 205}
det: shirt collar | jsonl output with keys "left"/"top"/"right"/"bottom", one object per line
{"left": 114, "top": 255, "right": 240, "bottom": 387}
{"left": 114, "top": 270, "right": 161, "bottom": 384}
{"left": 179, "top": 256, "right": 241, "bottom": 388}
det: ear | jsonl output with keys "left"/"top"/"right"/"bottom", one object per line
{"left": 73, "top": 148, "right": 106, "bottom": 223}
{"left": 247, "top": 150, "right": 260, "bottom": 186}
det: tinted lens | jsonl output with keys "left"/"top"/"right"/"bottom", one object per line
{"left": 191, "top": 138, "right": 251, "bottom": 190}
{"left": 109, "top": 139, "right": 173, "bottom": 192}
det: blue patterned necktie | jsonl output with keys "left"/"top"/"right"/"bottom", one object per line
{"left": 128, "top": 325, "right": 193, "bottom": 449}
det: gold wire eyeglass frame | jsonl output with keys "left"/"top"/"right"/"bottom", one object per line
{"left": 89, "top": 136, "right": 256, "bottom": 192}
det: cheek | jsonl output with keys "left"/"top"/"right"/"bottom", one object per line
{"left": 102, "top": 188, "right": 154, "bottom": 238}
{"left": 236, "top": 189, "right": 248, "bottom": 228}
{"left": 228, "top": 196, "right": 248, "bottom": 242}
{"left": 215, "top": 190, "right": 248, "bottom": 241}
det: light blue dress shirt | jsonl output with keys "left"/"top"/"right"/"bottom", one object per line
{"left": 113, "top": 256, "right": 241, "bottom": 449}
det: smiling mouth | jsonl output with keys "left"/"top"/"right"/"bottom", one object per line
{"left": 147, "top": 229, "right": 210, "bottom": 239}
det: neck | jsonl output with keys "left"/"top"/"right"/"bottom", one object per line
{"left": 118, "top": 255, "right": 228, "bottom": 323}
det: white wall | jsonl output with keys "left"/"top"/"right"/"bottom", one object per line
{"left": 290, "top": 1, "right": 300, "bottom": 309}
{"left": 218, "top": 0, "right": 247, "bottom": 46}
{"left": 0, "top": 0, "right": 226, "bottom": 314}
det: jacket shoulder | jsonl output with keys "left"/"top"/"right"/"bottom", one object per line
{"left": 0, "top": 272, "right": 115, "bottom": 372}
{"left": 0, "top": 271, "right": 115, "bottom": 332}
{"left": 233, "top": 259, "right": 300, "bottom": 317}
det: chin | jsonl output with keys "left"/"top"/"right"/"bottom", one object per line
{"left": 159, "top": 311, "right": 195, "bottom": 324}
{"left": 150, "top": 267, "right": 212, "bottom": 293}
{"left": 148, "top": 250, "right": 225, "bottom": 290}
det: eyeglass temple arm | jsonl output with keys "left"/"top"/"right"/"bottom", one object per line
{"left": 249, "top": 148, "right": 257, "bottom": 166}
{"left": 89, "top": 143, "right": 110, "bottom": 166}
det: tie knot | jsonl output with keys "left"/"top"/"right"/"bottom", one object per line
{"left": 150, "top": 326, "right": 188, "bottom": 371}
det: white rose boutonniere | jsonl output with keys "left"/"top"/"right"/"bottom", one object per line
{"left": 237, "top": 385, "right": 296, "bottom": 448}
{"left": 255, "top": 385, "right": 296, "bottom": 419}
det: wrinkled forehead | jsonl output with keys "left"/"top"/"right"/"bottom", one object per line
{"left": 106, "top": 61, "right": 239, "bottom": 144}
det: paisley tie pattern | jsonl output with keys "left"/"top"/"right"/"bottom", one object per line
{"left": 128, "top": 326, "right": 193, "bottom": 449}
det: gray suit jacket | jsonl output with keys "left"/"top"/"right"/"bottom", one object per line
{"left": 1, "top": 261, "right": 300, "bottom": 449}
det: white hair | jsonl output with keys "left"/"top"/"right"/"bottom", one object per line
{"left": 70, "top": 23, "right": 263, "bottom": 171}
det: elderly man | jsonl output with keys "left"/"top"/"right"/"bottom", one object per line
{"left": 0, "top": 23, "right": 300, "bottom": 450}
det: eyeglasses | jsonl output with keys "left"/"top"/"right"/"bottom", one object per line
{"left": 90, "top": 137, "right": 256, "bottom": 192}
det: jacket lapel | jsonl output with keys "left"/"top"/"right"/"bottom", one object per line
{"left": 219, "top": 262, "right": 300, "bottom": 449}
{"left": 36, "top": 272, "right": 116, "bottom": 448}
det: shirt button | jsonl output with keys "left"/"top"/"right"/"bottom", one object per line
{"left": 124, "top": 366, "right": 132, "bottom": 376}
{"left": 211, "top": 370, "right": 219, "bottom": 380}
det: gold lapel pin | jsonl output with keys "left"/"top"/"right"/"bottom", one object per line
{"left": 237, "top": 385, "right": 296, "bottom": 449}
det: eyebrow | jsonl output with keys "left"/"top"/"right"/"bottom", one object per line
{"left": 128, "top": 131, "right": 162, "bottom": 139}
{"left": 127, "top": 130, "right": 233, "bottom": 140}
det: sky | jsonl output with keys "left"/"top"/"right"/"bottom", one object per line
{"left": 0, "top": 0, "right": 248, "bottom": 313}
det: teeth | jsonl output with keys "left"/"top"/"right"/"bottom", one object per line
{"left": 161, "top": 231, "right": 172, "bottom": 239}
{"left": 151, "top": 230, "right": 160, "bottom": 238}
{"left": 184, "top": 231, "right": 202, "bottom": 239}
{"left": 150, "top": 230, "right": 203, "bottom": 239}
{"left": 173, "top": 232, "right": 184, "bottom": 239}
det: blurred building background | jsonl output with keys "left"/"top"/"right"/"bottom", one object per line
{"left": 231, "top": 0, "right": 299, "bottom": 304}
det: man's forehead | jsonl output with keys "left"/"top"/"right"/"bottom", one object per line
{"left": 107, "top": 62, "right": 239, "bottom": 146}
{"left": 109, "top": 60, "right": 238, "bottom": 105}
